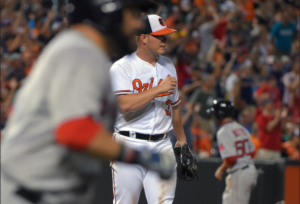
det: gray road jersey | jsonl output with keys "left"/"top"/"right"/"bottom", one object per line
{"left": 1, "top": 30, "right": 116, "bottom": 191}
{"left": 217, "top": 121, "right": 255, "bottom": 173}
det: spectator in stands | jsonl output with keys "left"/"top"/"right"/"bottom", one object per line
{"left": 188, "top": 74, "right": 217, "bottom": 135}
{"left": 181, "top": 66, "right": 203, "bottom": 98}
{"left": 237, "top": 0, "right": 255, "bottom": 22}
{"left": 269, "top": 58, "right": 286, "bottom": 91}
{"left": 291, "top": 35, "right": 299, "bottom": 55}
{"left": 256, "top": 98, "right": 283, "bottom": 160}
{"left": 282, "top": 60, "right": 299, "bottom": 108}
{"left": 170, "top": 91, "right": 194, "bottom": 149}
{"left": 192, "top": 115, "right": 213, "bottom": 158}
{"left": 0, "top": 0, "right": 298, "bottom": 150}
{"left": 174, "top": 55, "right": 192, "bottom": 89}
{"left": 6, "top": 53, "right": 26, "bottom": 82}
{"left": 254, "top": 75, "right": 282, "bottom": 112}
{"left": 254, "top": 75, "right": 282, "bottom": 123}
{"left": 282, "top": 122, "right": 296, "bottom": 142}
{"left": 238, "top": 106, "right": 255, "bottom": 133}
{"left": 225, "top": 62, "right": 250, "bottom": 114}
{"left": 283, "top": 129, "right": 299, "bottom": 161}
{"left": 270, "top": 9, "right": 297, "bottom": 55}
{"left": 226, "top": 14, "right": 250, "bottom": 58}
{"left": 239, "top": 60, "right": 255, "bottom": 105}
{"left": 198, "top": 5, "right": 220, "bottom": 59}
{"left": 37, "top": 10, "right": 68, "bottom": 44}
{"left": 1, "top": 68, "right": 8, "bottom": 129}
{"left": 215, "top": 1, "right": 236, "bottom": 42}
{"left": 225, "top": 64, "right": 240, "bottom": 102}
{"left": 1, "top": 77, "right": 19, "bottom": 129}
{"left": 249, "top": 15, "right": 269, "bottom": 63}
{"left": 291, "top": 86, "right": 299, "bottom": 124}
{"left": 250, "top": 123, "right": 260, "bottom": 157}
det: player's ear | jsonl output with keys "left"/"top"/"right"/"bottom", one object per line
{"left": 140, "top": 34, "right": 147, "bottom": 45}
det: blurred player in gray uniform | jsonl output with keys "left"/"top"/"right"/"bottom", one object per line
{"left": 210, "top": 99, "right": 258, "bottom": 204}
{"left": 0, "top": 1, "right": 175, "bottom": 204}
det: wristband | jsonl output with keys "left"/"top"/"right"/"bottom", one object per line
{"left": 115, "top": 144, "right": 140, "bottom": 164}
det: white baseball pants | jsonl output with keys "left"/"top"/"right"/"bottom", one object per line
{"left": 110, "top": 132, "right": 177, "bottom": 204}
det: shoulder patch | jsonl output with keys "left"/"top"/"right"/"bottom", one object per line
{"left": 219, "top": 144, "right": 225, "bottom": 152}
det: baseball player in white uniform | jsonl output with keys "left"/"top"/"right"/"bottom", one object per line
{"left": 110, "top": 14, "right": 188, "bottom": 204}
{"left": 210, "top": 99, "right": 258, "bottom": 204}
{"left": 1, "top": 1, "right": 175, "bottom": 204}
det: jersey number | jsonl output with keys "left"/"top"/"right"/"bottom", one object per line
{"left": 165, "top": 100, "right": 172, "bottom": 116}
{"left": 235, "top": 139, "right": 250, "bottom": 156}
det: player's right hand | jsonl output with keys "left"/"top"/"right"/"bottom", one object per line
{"left": 158, "top": 75, "right": 177, "bottom": 93}
{"left": 214, "top": 167, "right": 224, "bottom": 181}
{"left": 138, "top": 149, "right": 174, "bottom": 180}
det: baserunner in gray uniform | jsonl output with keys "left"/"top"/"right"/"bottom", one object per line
{"left": 210, "top": 99, "right": 258, "bottom": 204}
{"left": 1, "top": 1, "right": 174, "bottom": 204}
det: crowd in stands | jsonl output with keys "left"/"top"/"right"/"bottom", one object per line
{"left": 1, "top": 0, "right": 299, "bottom": 161}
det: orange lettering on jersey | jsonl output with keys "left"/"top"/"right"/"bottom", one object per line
{"left": 149, "top": 78, "right": 154, "bottom": 89}
{"left": 133, "top": 79, "right": 142, "bottom": 92}
{"left": 142, "top": 83, "right": 149, "bottom": 92}
{"left": 158, "top": 79, "right": 163, "bottom": 85}
{"left": 132, "top": 77, "right": 171, "bottom": 94}
{"left": 165, "top": 100, "right": 172, "bottom": 116}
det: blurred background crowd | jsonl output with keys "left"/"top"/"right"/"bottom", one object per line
{"left": 1, "top": 0, "right": 299, "bottom": 161}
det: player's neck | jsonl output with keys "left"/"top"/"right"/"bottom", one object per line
{"left": 136, "top": 48, "right": 159, "bottom": 67}
{"left": 72, "top": 24, "right": 111, "bottom": 55}
{"left": 221, "top": 118, "right": 233, "bottom": 125}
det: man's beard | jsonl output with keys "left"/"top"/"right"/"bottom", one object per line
{"left": 106, "top": 29, "right": 137, "bottom": 62}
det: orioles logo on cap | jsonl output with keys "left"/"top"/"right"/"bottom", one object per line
{"left": 158, "top": 18, "right": 165, "bottom": 26}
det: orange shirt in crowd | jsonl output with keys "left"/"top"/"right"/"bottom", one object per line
{"left": 251, "top": 134, "right": 261, "bottom": 155}
{"left": 239, "top": 0, "right": 255, "bottom": 22}
{"left": 192, "top": 127, "right": 213, "bottom": 156}
{"left": 292, "top": 96, "right": 299, "bottom": 124}
{"left": 171, "top": 0, "right": 181, "bottom": 4}
{"left": 283, "top": 141, "right": 300, "bottom": 160}
{"left": 194, "top": 0, "right": 205, "bottom": 6}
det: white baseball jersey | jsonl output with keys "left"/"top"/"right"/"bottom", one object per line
{"left": 217, "top": 120, "right": 255, "bottom": 173}
{"left": 110, "top": 52, "right": 180, "bottom": 134}
{"left": 109, "top": 53, "right": 178, "bottom": 204}
{"left": 1, "top": 29, "right": 115, "bottom": 203}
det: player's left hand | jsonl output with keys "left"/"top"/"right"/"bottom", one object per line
{"left": 174, "top": 144, "right": 198, "bottom": 181}
{"left": 215, "top": 167, "right": 224, "bottom": 181}
{"left": 175, "top": 140, "right": 187, "bottom": 147}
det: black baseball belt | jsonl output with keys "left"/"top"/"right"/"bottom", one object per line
{"left": 15, "top": 183, "right": 89, "bottom": 203}
{"left": 118, "top": 131, "right": 167, "bottom": 141}
{"left": 2, "top": 163, "right": 90, "bottom": 204}
{"left": 15, "top": 187, "right": 42, "bottom": 203}
{"left": 229, "top": 165, "right": 250, "bottom": 174}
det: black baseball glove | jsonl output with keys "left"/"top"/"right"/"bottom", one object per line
{"left": 174, "top": 144, "right": 198, "bottom": 181}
